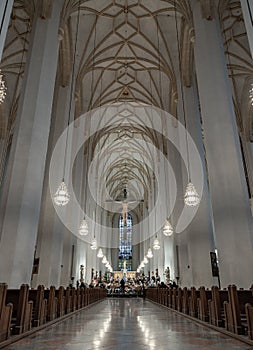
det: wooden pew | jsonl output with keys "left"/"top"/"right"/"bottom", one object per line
{"left": 189, "top": 287, "right": 198, "bottom": 318}
{"left": 0, "top": 283, "right": 109, "bottom": 344}
{"left": 182, "top": 287, "right": 189, "bottom": 314}
{"left": 71, "top": 288, "right": 77, "bottom": 312}
{"left": 164, "top": 288, "right": 168, "bottom": 307}
{"left": 246, "top": 303, "right": 253, "bottom": 340}
{"left": 44, "top": 286, "right": 58, "bottom": 321}
{"left": 208, "top": 286, "right": 228, "bottom": 327}
{"left": 84, "top": 288, "right": 88, "bottom": 306}
{"left": 6, "top": 284, "right": 33, "bottom": 335}
{"left": 224, "top": 285, "right": 252, "bottom": 335}
{"left": 168, "top": 288, "right": 173, "bottom": 308}
{"left": 157, "top": 289, "right": 162, "bottom": 305}
{"left": 198, "top": 287, "right": 212, "bottom": 322}
{"left": 146, "top": 288, "right": 157, "bottom": 303}
{"left": 28, "top": 285, "right": 47, "bottom": 327}
{"left": 65, "top": 287, "right": 72, "bottom": 314}
{"left": 0, "top": 283, "right": 13, "bottom": 341}
{"left": 76, "top": 288, "right": 81, "bottom": 310}
{"left": 55, "top": 286, "right": 65, "bottom": 317}
{"left": 171, "top": 288, "right": 177, "bottom": 310}
{"left": 176, "top": 288, "right": 182, "bottom": 312}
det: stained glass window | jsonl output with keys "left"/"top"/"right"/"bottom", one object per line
{"left": 119, "top": 213, "right": 132, "bottom": 271}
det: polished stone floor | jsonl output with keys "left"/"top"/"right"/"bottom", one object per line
{"left": 3, "top": 299, "right": 252, "bottom": 350}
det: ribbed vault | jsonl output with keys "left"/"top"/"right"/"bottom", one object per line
{"left": 1, "top": 0, "right": 253, "bottom": 222}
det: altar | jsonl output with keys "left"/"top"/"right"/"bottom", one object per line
{"left": 113, "top": 271, "right": 136, "bottom": 280}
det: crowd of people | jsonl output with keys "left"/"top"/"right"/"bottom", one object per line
{"left": 75, "top": 274, "right": 178, "bottom": 297}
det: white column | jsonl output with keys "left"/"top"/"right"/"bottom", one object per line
{"left": 33, "top": 79, "right": 71, "bottom": 288}
{"left": 241, "top": 0, "right": 253, "bottom": 58}
{"left": 0, "top": 0, "right": 14, "bottom": 60}
{"left": 182, "top": 84, "right": 215, "bottom": 287}
{"left": 0, "top": 1, "right": 64, "bottom": 288}
{"left": 193, "top": 1, "right": 253, "bottom": 288}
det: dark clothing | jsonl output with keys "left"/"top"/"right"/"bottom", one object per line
{"left": 172, "top": 282, "right": 178, "bottom": 289}
{"left": 120, "top": 279, "right": 125, "bottom": 293}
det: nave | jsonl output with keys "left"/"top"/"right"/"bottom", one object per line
{"left": 2, "top": 299, "right": 250, "bottom": 350}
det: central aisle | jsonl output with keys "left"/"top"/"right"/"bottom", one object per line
{"left": 4, "top": 299, "right": 250, "bottom": 350}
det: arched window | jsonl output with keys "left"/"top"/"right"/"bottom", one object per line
{"left": 119, "top": 213, "right": 132, "bottom": 271}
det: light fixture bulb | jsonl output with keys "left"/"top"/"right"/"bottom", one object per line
{"left": 143, "top": 256, "right": 148, "bottom": 264}
{"left": 97, "top": 248, "right": 103, "bottom": 258}
{"left": 184, "top": 182, "right": 200, "bottom": 207}
{"left": 90, "top": 238, "right": 97, "bottom": 250}
{"left": 79, "top": 219, "right": 88, "bottom": 236}
{"left": 53, "top": 181, "right": 70, "bottom": 206}
{"left": 146, "top": 248, "right": 153, "bottom": 258}
{"left": 153, "top": 237, "right": 160, "bottom": 250}
{"left": 163, "top": 219, "right": 173, "bottom": 236}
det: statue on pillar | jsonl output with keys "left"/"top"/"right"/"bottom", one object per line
{"left": 80, "top": 264, "right": 84, "bottom": 282}
{"left": 123, "top": 260, "right": 127, "bottom": 275}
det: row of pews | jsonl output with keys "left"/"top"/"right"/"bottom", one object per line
{"left": 146, "top": 284, "right": 253, "bottom": 341}
{"left": 0, "top": 283, "right": 106, "bottom": 343}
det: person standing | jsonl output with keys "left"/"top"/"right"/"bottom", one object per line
{"left": 120, "top": 278, "right": 125, "bottom": 294}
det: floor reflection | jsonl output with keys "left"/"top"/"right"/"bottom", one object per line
{"left": 3, "top": 298, "right": 251, "bottom": 350}
{"left": 137, "top": 315, "right": 156, "bottom": 349}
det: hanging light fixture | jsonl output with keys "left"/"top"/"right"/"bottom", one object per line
{"left": 163, "top": 219, "right": 173, "bottom": 236}
{"left": 97, "top": 248, "right": 104, "bottom": 258}
{"left": 184, "top": 182, "right": 200, "bottom": 206}
{"left": 102, "top": 256, "right": 107, "bottom": 264}
{"left": 140, "top": 261, "right": 145, "bottom": 268}
{"left": 173, "top": 2, "right": 200, "bottom": 207}
{"left": 162, "top": 156, "right": 174, "bottom": 233}
{"left": 90, "top": 237, "right": 97, "bottom": 250}
{"left": 78, "top": 134, "right": 89, "bottom": 232}
{"left": 143, "top": 256, "right": 148, "bottom": 264}
{"left": 90, "top": 226, "right": 97, "bottom": 250}
{"left": 153, "top": 236, "right": 160, "bottom": 250}
{"left": 146, "top": 248, "right": 153, "bottom": 258}
{"left": 53, "top": 181, "right": 70, "bottom": 206}
{"left": 0, "top": 69, "right": 7, "bottom": 104}
{"left": 79, "top": 218, "right": 89, "bottom": 235}
{"left": 155, "top": 14, "right": 175, "bottom": 236}
{"left": 54, "top": 2, "right": 81, "bottom": 206}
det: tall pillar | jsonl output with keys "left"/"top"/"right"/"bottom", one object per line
{"left": 182, "top": 83, "right": 215, "bottom": 287}
{"left": 241, "top": 0, "right": 253, "bottom": 58}
{"left": 36, "top": 77, "right": 85, "bottom": 287}
{"left": 34, "top": 83, "right": 69, "bottom": 288}
{"left": 193, "top": 1, "right": 253, "bottom": 287}
{"left": 0, "top": 0, "right": 14, "bottom": 60}
{"left": 0, "top": 1, "right": 64, "bottom": 288}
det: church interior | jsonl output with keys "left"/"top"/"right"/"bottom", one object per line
{"left": 0, "top": 0, "right": 253, "bottom": 349}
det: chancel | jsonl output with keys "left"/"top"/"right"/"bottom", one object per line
{"left": 0, "top": 0, "right": 253, "bottom": 349}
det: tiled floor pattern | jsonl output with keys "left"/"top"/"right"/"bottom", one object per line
{"left": 3, "top": 298, "right": 252, "bottom": 350}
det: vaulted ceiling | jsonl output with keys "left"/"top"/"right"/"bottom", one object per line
{"left": 1, "top": 0, "right": 253, "bottom": 218}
